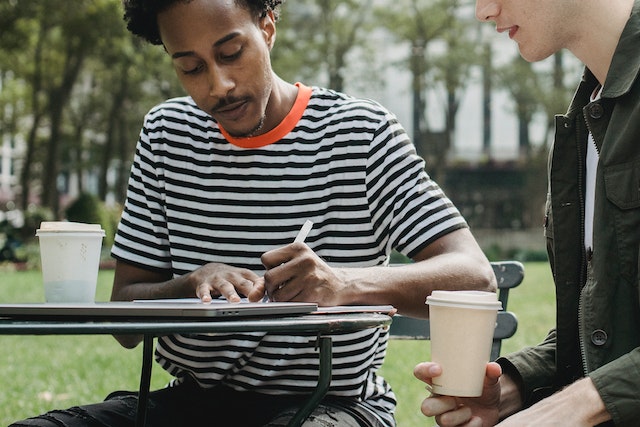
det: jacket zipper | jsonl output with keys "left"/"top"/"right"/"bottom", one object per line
{"left": 577, "top": 111, "right": 590, "bottom": 375}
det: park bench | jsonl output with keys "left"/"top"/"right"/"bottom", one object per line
{"left": 388, "top": 260, "right": 524, "bottom": 361}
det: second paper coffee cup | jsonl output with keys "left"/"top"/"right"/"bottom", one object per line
{"left": 426, "top": 290, "right": 502, "bottom": 397}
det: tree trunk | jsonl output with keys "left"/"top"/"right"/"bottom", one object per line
{"left": 410, "top": 40, "right": 427, "bottom": 161}
{"left": 115, "top": 116, "right": 130, "bottom": 204}
{"left": 99, "top": 64, "right": 129, "bottom": 201}
{"left": 482, "top": 43, "right": 493, "bottom": 159}
{"left": 41, "top": 41, "right": 86, "bottom": 216}
{"left": 518, "top": 117, "right": 530, "bottom": 159}
{"left": 19, "top": 19, "right": 48, "bottom": 213}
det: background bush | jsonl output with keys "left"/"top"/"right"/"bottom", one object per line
{"left": 64, "top": 193, "right": 121, "bottom": 247}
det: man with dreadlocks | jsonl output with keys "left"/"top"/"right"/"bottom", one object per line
{"left": 11, "top": 1, "right": 494, "bottom": 426}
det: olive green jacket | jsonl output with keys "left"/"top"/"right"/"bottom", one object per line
{"left": 498, "top": 3, "right": 640, "bottom": 425}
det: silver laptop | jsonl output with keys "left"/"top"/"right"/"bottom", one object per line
{"left": 0, "top": 300, "right": 318, "bottom": 320}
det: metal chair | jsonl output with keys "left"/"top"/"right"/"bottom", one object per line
{"left": 388, "top": 261, "right": 524, "bottom": 360}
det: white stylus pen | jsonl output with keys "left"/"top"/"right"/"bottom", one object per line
{"left": 263, "top": 220, "right": 314, "bottom": 302}
{"left": 294, "top": 220, "right": 314, "bottom": 243}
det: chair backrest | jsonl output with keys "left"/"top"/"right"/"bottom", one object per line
{"left": 388, "top": 260, "right": 524, "bottom": 361}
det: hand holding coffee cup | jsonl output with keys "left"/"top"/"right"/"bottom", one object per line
{"left": 426, "top": 290, "right": 502, "bottom": 397}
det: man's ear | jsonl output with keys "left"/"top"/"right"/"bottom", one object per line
{"left": 261, "top": 10, "right": 276, "bottom": 50}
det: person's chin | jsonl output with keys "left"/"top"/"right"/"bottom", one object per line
{"left": 224, "top": 117, "right": 266, "bottom": 138}
{"left": 518, "top": 47, "right": 552, "bottom": 63}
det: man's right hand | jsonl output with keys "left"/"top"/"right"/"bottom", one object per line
{"left": 414, "top": 361, "right": 503, "bottom": 426}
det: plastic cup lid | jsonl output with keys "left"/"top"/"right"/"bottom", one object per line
{"left": 426, "top": 290, "right": 502, "bottom": 310}
{"left": 36, "top": 221, "right": 105, "bottom": 236}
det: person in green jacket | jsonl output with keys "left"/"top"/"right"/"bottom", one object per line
{"left": 415, "top": 0, "right": 640, "bottom": 426}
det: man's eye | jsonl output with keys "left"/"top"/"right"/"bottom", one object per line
{"left": 221, "top": 49, "right": 242, "bottom": 61}
{"left": 181, "top": 64, "right": 203, "bottom": 75}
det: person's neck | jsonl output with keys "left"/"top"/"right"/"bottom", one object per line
{"left": 570, "top": 0, "right": 634, "bottom": 85}
{"left": 260, "top": 75, "right": 298, "bottom": 135}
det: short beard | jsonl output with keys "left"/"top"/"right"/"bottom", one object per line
{"left": 228, "top": 115, "right": 266, "bottom": 138}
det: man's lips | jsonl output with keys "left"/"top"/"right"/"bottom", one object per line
{"left": 212, "top": 100, "right": 248, "bottom": 121}
{"left": 498, "top": 25, "right": 518, "bottom": 39}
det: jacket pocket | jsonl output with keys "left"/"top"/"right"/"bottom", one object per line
{"left": 603, "top": 159, "right": 640, "bottom": 210}
{"left": 603, "top": 159, "right": 640, "bottom": 283}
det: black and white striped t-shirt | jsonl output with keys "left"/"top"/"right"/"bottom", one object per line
{"left": 112, "top": 84, "right": 466, "bottom": 425}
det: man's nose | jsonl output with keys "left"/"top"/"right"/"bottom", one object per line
{"left": 475, "top": 0, "right": 499, "bottom": 22}
{"left": 207, "top": 66, "right": 234, "bottom": 98}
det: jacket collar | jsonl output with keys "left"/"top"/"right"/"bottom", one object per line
{"left": 601, "top": 0, "right": 640, "bottom": 98}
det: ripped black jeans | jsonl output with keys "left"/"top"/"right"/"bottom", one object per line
{"left": 10, "top": 380, "right": 386, "bottom": 427}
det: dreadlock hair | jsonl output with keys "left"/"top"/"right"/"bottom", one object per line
{"left": 122, "top": 0, "right": 285, "bottom": 45}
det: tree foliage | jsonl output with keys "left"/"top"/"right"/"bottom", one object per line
{"left": 0, "top": 0, "right": 578, "bottom": 227}
{"left": 375, "top": 0, "right": 482, "bottom": 180}
{"left": 0, "top": 0, "right": 180, "bottom": 217}
{"left": 272, "top": 0, "right": 377, "bottom": 92}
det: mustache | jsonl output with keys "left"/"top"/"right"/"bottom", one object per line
{"left": 211, "top": 96, "right": 247, "bottom": 112}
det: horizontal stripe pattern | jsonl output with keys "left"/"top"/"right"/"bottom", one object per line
{"left": 112, "top": 86, "right": 466, "bottom": 426}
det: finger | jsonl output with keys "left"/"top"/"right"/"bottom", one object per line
{"left": 466, "top": 416, "right": 485, "bottom": 427}
{"left": 270, "top": 280, "right": 290, "bottom": 302}
{"left": 261, "top": 247, "right": 291, "bottom": 270}
{"left": 263, "top": 261, "right": 288, "bottom": 282}
{"left": 273, "top": 277, "right": 307, "bottom": 302}
{"left": 246, "top": 278, "right": 266, "bottom": 302}
{"left": 262, "top": 241, "right": 311, "bottom": 269}
{"left": 233, "top": 277, "right": 256, "bottom": 298}
{"left": 434, "top": 404, "right": 473, "bottom": 426}
{"left": 486, "top": 361, "right": 502, "bottom": 380}
{"left": 263, "top": 267, "right": 291, "bottom": 298}
{"left": 262, "top": 276, "right": 279, "bottom": 301}
{"left": 414, "top": 362, "right": 442, "bottom": 382}
{"left": 196, "top": 283, "right": 213, "bottom": 303}
{"left": 420, "top": 395, "right": 458, "bottom": 417}
{"left": 222, "top": 284, "right": 242, "bottom": 303}
{"left": 201, "top": 280, "right": 241, "bottom": 303}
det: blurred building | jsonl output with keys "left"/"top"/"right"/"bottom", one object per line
{"left": 0, "top": 133, "right": 16, "bottom": 206}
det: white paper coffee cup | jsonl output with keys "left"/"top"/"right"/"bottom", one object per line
{"left": 36, "top": 222, "right": 106, "bottom": 303}
{"left": 426, "top": 290, "right": 502, "bottom": 397}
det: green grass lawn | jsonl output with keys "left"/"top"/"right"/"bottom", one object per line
{"left": 0, "top": 262, "right": 555, "bottom": 426}
{"left": 0, "top": 269, "right": 174, "bottom": 425}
